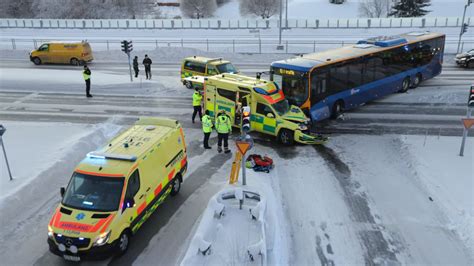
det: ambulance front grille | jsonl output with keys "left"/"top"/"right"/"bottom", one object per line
{"left": 54, "top": 234, "right": 91, "bottom": 248}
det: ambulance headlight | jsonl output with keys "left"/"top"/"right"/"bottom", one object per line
{"left": 48, "top": 225, "right": 54, "bottom": 239}
{"left": 93, "top": 231, "right": 111, "bottom": 246}
{"left": 298, "top": 123, "right": 308, "bottom": 131}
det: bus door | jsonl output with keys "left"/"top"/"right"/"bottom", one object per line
{"left": 310, "top": 71, "right": 331, "bottom": 121}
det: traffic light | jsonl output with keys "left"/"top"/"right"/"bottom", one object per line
{"left": 468, "top": 0, "right": 473, "bottom": 6}
{"left": 0, "top": 124, "right": 5, "bottom": 136}
{"left": 462, "top": 23, "right": 469, "bottom": 35}
{"left": 242, "top": 106, "right": 251, "bottom": 133}
{"left": 468, "top": 85, "right": 474, "bottom": 106}
{"left": 127, "top": 41, "right": 133, "bottom": 53}
{"left": 121, "top": 40, "right": 129, "bottom": 53}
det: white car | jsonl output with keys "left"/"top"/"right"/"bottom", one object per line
{"left": 455, "top": 49, "right": 474, "bottom": 68}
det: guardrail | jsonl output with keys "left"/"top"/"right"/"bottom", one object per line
{"left": 0, "top": 17, "right": 472, "bottom": 29}
{"left": 1, "top": 38, "right": 470, "bottom": 54}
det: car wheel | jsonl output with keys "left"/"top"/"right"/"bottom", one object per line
{"left": 32, "top": 57, "right": 41, "bottom": 65}
{"left": 468, "top": 61, "right": 474, "bottom": 69}
{"left": 117, "top": 230, "right": 130, "bottom": 255}
{"left": 70, "top": 58, "right": 79, "bottom": 66}
{"left": 400, "top": 77, "right": 410, "bottom": 93}
{"left": 170, "top": 177, "right": 181, "bottom": 196}
{"left": 185, "top": 81, "right": 193, "bottom": 89}
{"left": 331, "top": 100, "right": 344, "bottom": 119}
{"left": 278, "top": 129, "right": 294, "bottom": 145}
{"left": 411, "top": 74, "right": 422, "bottom": 89}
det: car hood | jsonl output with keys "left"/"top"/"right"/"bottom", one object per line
{"left": 49, "top": 206, "right": 115, "bottom": 236}
{"left": 280, "top": 105, "right": 308, "bottom": 123}
{"left": 456, "top": 53, "right": 470, "bottom": 59}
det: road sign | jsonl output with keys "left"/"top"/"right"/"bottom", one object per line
{"left": 462, "top": 118, "right": 474, "bottom": 129}
{"left": 236, "top": 141, "right": 250, "bottom": 155}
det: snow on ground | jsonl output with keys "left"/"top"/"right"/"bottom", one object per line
{"left": 0, "top": 122, "right": 95, "bottom": 201}
{"left": 169, "top": 0, "right": 470, "bottom": 19}
{"left": 401, "top": 135, "right": 474, "bottom": 252}
{"left": 0, "top": 118, "right": 124, "bottom": 266}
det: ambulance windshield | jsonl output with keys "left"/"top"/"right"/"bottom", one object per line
{"left": 272, "top": 99, "right": 290, "bottom": 116}
{"left": 62, "top": 172, "right": 124, "bottom": 212}
{"left": 216, "top": 63, "right": 238, "bottom": 74}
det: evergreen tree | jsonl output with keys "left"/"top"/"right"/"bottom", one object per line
{"left": 389, "top": 0, "right": 431, "bottom": 17}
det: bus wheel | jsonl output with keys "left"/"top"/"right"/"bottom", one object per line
{"left": 331, "top": 100, "right": 344, "bottom": 119}
{"left": 278, "top": 129, "right": 294, "bottom": 145}
{"left": 185, "top": 81, "right": 193, "bottom": 89}
{"left": 400, "top": 77, "right": 410, "bottom": 93}
{"left": 70, "top": 58, "right": 79, "bottom": 66}
{"left": 411, "top": 74, "right": 422, "bottom": 89}
{"left": 170, "top": 176, "right": 181, "bottom": 196}
{"left": 117, "top": 230, "right": 131, "bottom": 255}
{"left": 32, "top": 57, "right": 41, "bottom": 65}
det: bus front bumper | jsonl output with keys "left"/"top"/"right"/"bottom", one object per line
{"left": 294, "top": 130, "right": 328, "bottom": 145}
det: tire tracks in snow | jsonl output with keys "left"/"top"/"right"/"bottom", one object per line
{"left": 314, "top": 145, "right": 400, "bottom": 265}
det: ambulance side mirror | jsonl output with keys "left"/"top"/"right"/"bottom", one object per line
{"left": 60, "top": 187, "right": 65, "bottom": 198}
{"left": 122, "top": 197, "right": 135, "bottom": 212}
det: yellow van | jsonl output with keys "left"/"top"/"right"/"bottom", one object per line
{"left": 186, "top": 73, "right": 327, "bottom": 145}
{"left": 181, "top": 56, "right": 239, "bottom": 89}
{"left": 47, "top": 117, "right": 187, "bottom": 261}
{"left": 30, "top": 41, "right": 93, "bottom": 65}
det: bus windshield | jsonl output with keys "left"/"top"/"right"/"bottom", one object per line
{"left": 272, "top": 68, "right": 308, "bottom": 106}
{"left": 272, "top": 99, "right": 290, "bottom": 116}
{"left": 62, "top": 172, "right": 124, "bottom": 212}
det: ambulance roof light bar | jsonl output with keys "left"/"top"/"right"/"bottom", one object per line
{"left": 87, "top": 152, "right": 137, "bottom": 162}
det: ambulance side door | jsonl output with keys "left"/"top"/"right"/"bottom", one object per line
{"left": 254, "top": 102, "right": 277, "bottom": 136}
{"left": 205, "top": 85, "right": 217, "bottom": 118}
{"left": 122, "top": 169, "right": 143, "bottom": 232}
{"left": 216, "top": 88, "right": 236, "bottom": 125}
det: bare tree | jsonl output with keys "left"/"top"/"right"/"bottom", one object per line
{"left": 239, "top": 0, "right": 279, "bottom": 19}
{"left": 180, "top": 0, "right": 217, "bottom": 19}
{"left": 358, "top": 0, "right": 390, "bottom": 18}
{"left": 0, "top": 0, "right": 34, "bottom": 18}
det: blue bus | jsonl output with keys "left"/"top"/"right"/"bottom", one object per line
{"left": 270, "top": 32, "right": 445, "bottom": 121}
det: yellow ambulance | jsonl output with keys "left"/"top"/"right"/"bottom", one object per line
{"left": 47, "top": 117, "right": 187, "bottom": 261}
{"left": 181, "top": 56, "right": 239, "bottom": 89}
{"left": 186, "top": 73, "right": 327, "bottom": 145}
{"left": 30, "top": 41, "right": 94, "bottom": 65}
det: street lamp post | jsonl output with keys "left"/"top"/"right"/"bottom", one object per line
{"left": 457, "top": 0, "right": 472, "bottom": 54}
{"left": 279, "top": 0, "right": 283, "bottom": 45}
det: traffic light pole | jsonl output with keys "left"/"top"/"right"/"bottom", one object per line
{"left": 459, "top": 107, "right": 472, "bottom": 156}
{"left": 0, "top": 136, "right": 13, "bottom": 181}
{"left": 127, "top": 52, "right": 133, "bottom": 82}
{"left": 457, "top": 1, "right": 470, "bottom": 54}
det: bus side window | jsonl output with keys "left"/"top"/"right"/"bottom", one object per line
{"left": 310, "top": 71, "right": 328, "bottom": 104}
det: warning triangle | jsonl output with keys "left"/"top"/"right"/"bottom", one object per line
{"left": 236, "top": 141, "right": 250, "bottom": 155}
{"left": 462, "top": 118, "right": 474, "bottom": 129}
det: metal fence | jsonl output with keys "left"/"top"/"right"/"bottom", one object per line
{"left": 2, "top": 38, "right": 471, "bottom": 54}
{"left": 0, "top": 17, "right": 472, "bottom": 29}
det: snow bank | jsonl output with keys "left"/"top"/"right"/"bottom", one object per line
{"left": 0, "top": 122, "right": 94, "bottom": 201}
{"left": 400, "top": 135, "right": 474, "bottom": 252}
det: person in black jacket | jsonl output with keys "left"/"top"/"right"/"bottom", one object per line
{"left": 83, "top": 65, "right": 92, "bottom": 97}
{"left": 133, "top": 56, "right": 139, "bottom": 78}
{"left": 143, "top": 54, "right": 152, "bottom": 80}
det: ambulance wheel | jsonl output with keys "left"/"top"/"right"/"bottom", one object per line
{"left": 70, "top": 58, "right": 79, "bottom": 66}
{"left": 278, "top": 129, "right": 294, "bottom": 146}
{"left": 117, "top": 230, "right": 130, "bottom": 255}
{"left": 185, "top": 81, "right": 193, "bottom": 89}
{"left": 170, "top": 177, "right": 181, "bottom": 196}
{"left": 32, "top": 57, "right": 41, "bottom": 65}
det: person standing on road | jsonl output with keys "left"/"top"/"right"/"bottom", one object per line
{"left": 192, "top": 88, "right": 203, "bottom": 123}
{"left": 202, "top": 110, "right": 213, "bottom": 149}
{"left": 216, "top": 110, "right": 231, "bottom": 154}
{"left": 133, "top": 56, "right": 139, "bottom": 78}
{"left": 83, "top": 65, "right": 92, "bottom": 98}
{"left": 143, "top": 54, "right": 152, "bottom": 80}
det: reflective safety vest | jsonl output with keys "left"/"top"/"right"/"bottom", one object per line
{"left": 83, "top": 70, "right": 91, "bottom": 80}
{"left": 202, "top": 115, "right": 213, "bottom": 133}
{"left": 216, "top": 114, "right": 231, "bottom": 134}
{"left": 192, "top": 92, "right": 202, "bottom": 107}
